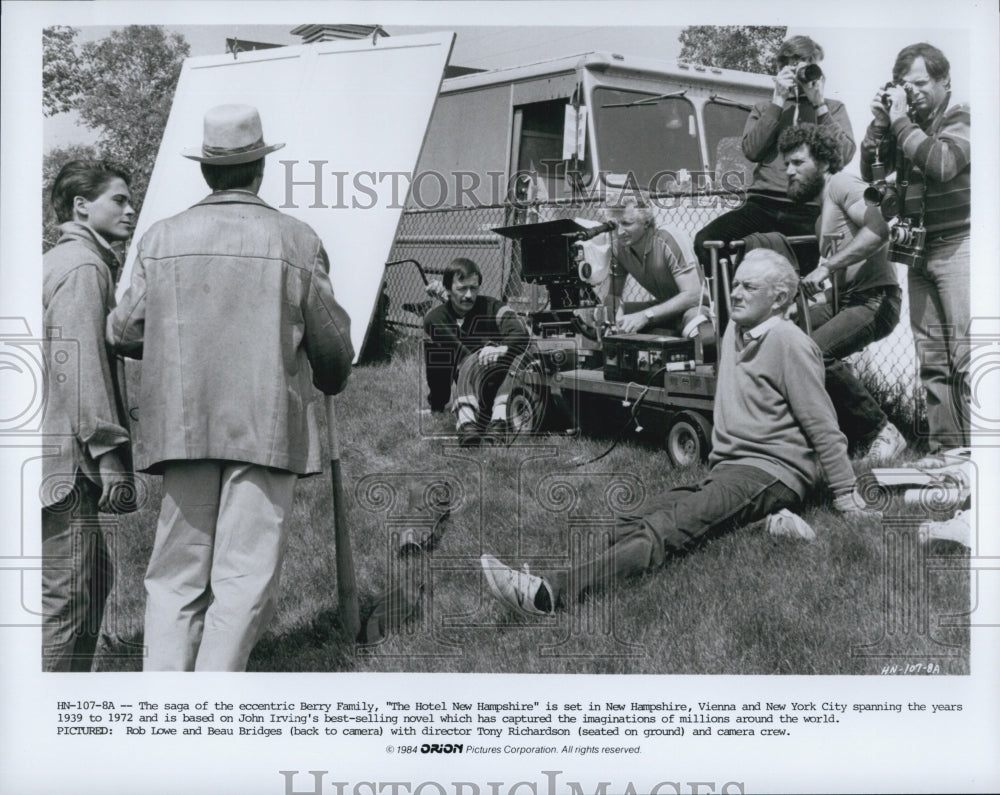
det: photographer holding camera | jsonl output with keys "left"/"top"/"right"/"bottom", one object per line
{"left": 860, "top": 43, "right": 970, "bottom": 464}
{"left": 694, "top": 35, "right": 856, "bottom": 273}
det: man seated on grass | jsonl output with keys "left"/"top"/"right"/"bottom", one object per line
{"left": 481, "top": 249, "right": 871, "bottom": 615}
{"left": 423, "top": 257, "right": 530, "bottom": 447}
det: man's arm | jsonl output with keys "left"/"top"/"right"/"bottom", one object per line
{"left": 476, "top": 299, "right": 530, "bottom": 365}
{"left": 617, "top": 229, "right": 702, "bottom": 334}
{"left": 889, "top": 103, "right": 970, "bottom": 183}
{"left": 802, "top": 184, "right": 888, "bottom": 295}
{"left": 106, "top": 245, "right": 147, "bottom": 358}
{"left": 741, "top": 101, "right": 786, "bottom": 163}
{"left": 781, "top": 331, "right": 856, "bottom": 497}
{"left": 617, "top": 268, "right": 700, "bottom": 334}
{"left": 818, "top": 101, "right": 857, "bottom": 167}
{"left": 303, "top": 244, "right": 354, "bottom": 396}
{"left": 52, "top": 264, "right": 130, "bottom": 500}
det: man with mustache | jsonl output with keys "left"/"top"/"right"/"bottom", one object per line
{"left": 778, "top": 123, "right": 907, "bottom": 464}
{"left": 422, "top": 257, "right": 530, "bottom": 447}
{"left": 860, "top": 42, "right": 970, "bottom": 466}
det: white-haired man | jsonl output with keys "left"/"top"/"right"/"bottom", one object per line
{"left": 482, "top": 249, "right": 868, "bottom": 614}
{"left": 602, "top": 196, "right": 712, "bottom": 348}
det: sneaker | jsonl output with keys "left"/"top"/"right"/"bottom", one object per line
{"left": 866, "top": 421, "right": 907, "bottom": 465}
{"left": 480, "top": 554, "right": 554, "bottom": 616}
{"left": 910, "top": 452, "right": 952, "bottom": 470}
{"left": 918, "top": 509, "right": 970, "bottom": 548}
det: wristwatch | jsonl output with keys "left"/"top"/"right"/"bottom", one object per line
{"left": 643, "top": 309, "right": 655, "bottom": 324}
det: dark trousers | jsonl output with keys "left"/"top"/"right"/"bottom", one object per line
{"left": 809, "top": 286, "right": 901, "bottom": 447}
{"left": 550, "top": 465, "right": 799, "bottom": 605}
{"left": 424, "top": 340, "right": 459, "bottom": 412}
{"left": 42, "top": 474, "right": 111, "bottom": 672}
{"left": 694, "top": 195, "right": 821, "bottom": 272}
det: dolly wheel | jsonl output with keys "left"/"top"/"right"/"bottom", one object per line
{"left": 665, "top": 412, "right": 712, "bottom": 467}
{"left": 508, "top": 387, "right": 545, "bottom": 436}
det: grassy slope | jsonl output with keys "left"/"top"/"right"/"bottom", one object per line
{"left": 97, "top": 346, "right": 970, "bottom": 674}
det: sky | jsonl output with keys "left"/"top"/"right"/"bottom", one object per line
{"left": 43, "top": 20, "right": 972, "bottom": 170}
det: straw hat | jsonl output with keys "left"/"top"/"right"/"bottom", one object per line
{"left": 181, "top": 104, "right": 285, "bottom": 165}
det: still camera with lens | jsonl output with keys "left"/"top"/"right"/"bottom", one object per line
{"left": 864, "top": 81, "right": 928, "bottom": 267}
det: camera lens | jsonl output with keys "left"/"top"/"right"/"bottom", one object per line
{"left": 798, "top": 63, "right": 823, "bottom": 83}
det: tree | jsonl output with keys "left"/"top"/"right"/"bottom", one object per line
{"left": 42, "top": 25, "right": 190, "bottom": 225}
{"left": 42, "top": 26, "right": 82, "bottom": 117}
{"left": 75, "top": 26, "right": 190, "bottom": 208}
{"left": 678, "top": 26, "right": 787, "bottom": 74}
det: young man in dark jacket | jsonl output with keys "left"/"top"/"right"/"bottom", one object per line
{"left": 423, "top": 257, "right": 530, "bottom": 446}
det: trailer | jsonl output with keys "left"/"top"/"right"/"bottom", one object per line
{"left": 380, "top": 51, "right": 805, "bottom": 464}
{"left": 382, "top": 51, "right": 776, "bottom": 331}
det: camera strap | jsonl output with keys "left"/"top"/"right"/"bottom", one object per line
{"left": 894, "top": 145, "right": 925, "bottom": 223}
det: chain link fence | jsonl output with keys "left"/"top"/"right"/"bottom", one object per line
{"left": 381, "top": 196, "right": 922, "bottom": 423}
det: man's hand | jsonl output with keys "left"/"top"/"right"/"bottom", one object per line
{"left": 801, "top": 264, "right": 830, "bottom": 299}
{"left": 478, "top": 345, "right": 508, "bottom": 366}
{"left": 800, "top": 73, "right": 826, "bottom": 109}
{"left": 97, "top": 450, "right": 127, "bottom": 513}
{"left": 882, "top": 84, "right": 910, "bottom": 124}
{"left": 772, "top": 65, "right": 797, "bottom": 104}
{"left": 869, "top": 90, "right": 892, "bottom": 127}
{"left": 616, "top": 310, "right": 649, "bottom": 334}
{"left": 833, "top": 488, "right": 881, "bottom": 517}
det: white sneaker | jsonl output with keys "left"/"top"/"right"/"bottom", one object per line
{"left": 866, "top": 421, "right": 907, "bottom": 465}
{"left": 918, "top": 510, "right": 971, "bottom": 547}
{"left": 480, "top": 554, "right": 554, "bottom": 616}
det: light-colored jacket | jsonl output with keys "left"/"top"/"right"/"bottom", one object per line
{"left": 107, "top": 190, "right": 353, "bottom": 475}
{"left": 42, "top": 222, "right": 131, "bottom": 505}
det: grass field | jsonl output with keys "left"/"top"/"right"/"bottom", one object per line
{"left": 95, "top": 342, "right": 971, "bottom": 674}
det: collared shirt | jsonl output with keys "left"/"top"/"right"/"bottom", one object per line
{"left": 713, "top": 316, "right": 854, "bottom": 499}
{"left": 735, "top": 314, "right": 783, "bottom": 350}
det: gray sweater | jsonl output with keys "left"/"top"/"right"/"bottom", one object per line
{"left": 710, "top": 317, "right": 855, "bottom": 499}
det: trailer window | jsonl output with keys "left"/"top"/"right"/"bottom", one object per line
{"left": 592, "top": 88, "right": 700, "bottom": 190}
{"left": 514, "top": 99, "right": 591, "bottom": 198}
{"left": 704, "top": 101, "right": 753, "bottom": 190}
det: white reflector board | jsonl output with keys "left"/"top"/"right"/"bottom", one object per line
{"left": 119, "top": 32, "right": 455, "bottom": 360}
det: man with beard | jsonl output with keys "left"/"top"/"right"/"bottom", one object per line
{"left": 777, "top": 123, "right": 906, "bottom": 463}
{"left": 860, "top": 43, "right": 970, "bottom": 465}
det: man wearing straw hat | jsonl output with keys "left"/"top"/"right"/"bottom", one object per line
{"left": 108, "top": 104, "right": 354, "bottom": 671}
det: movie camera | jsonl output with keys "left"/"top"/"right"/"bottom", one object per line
{"left": 491, "top": 218, "right": 717, "bottom": 466}
{"left": 492, "top": 218, "right": 609, "bottom": 336}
